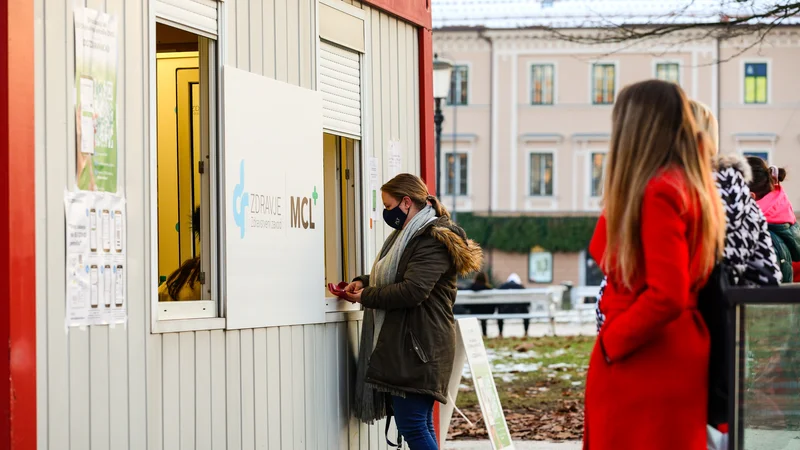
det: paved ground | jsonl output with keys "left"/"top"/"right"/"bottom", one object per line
{"left": 444, "top": 441, "right": 581, "bottom": 450}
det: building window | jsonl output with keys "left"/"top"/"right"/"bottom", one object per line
{"left": 445, "top": 153, "right": 468, "bottom": 196}
{"left": 323, "top": 134, "right": 361, "bottom": 297}
{"left": 155, "top": 24, "right": 217, "bottom": 319}
{"left": 448, "top": 65, "right": 469, "bottom": 106}
{"left": 529, "top": 153, "right": 554, "bottom": 196}
{"left": 592, "top": 64, "right": 615, "bottom": 105}
{"left": 590, "top": 152, "right": 606, "bottom": 197}
{"left": 656, "top": 62, "right": 680, "bottom": 84}
{"left": 744, "top": 63, "right": 768, "bottom": 104}
{"left": 743, "top": 150, "right": 770, "bottom": 163}
{"left": 584, "top": 251, "right": 604, "bottom": 286}
{"left": 531, "top": 64, "right": 555, "bottom": 105}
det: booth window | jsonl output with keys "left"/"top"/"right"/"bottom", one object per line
{"left": 154, "top": 23, "right": 218, "bottom": 320}
{"left": 323, "top": 134, "right": 361, "bottom": 298}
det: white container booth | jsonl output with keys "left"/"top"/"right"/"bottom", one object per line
{"left": 0, "top": 0, "right": 440, "bottom": 448}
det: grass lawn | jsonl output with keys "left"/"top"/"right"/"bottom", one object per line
{"left": 448, "top": 335, "right": 595, "bottom": 441}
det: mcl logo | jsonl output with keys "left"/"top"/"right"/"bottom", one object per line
{"left": 232, "top": 160, "right": 249, "bottom": 238}
{"left": 290, "top": 187, "right": 318, "bottom": 230}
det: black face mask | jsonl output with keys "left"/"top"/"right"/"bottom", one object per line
{"left": 383, "top": 203, "right": 408, "bottom": 230}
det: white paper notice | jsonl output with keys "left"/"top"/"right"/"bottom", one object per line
{"left": 368, "top": 156, "right": 379, "bottom": 224}
{"left": 65, "top": 190, "right": 127, "bottom": 327}
{"left": 79, "top": 76, "right": 95, "bottom": 155}
{"left": 388, "top": 141, "right": 402, "bottom": 178}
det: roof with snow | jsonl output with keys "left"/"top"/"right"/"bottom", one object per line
{"left": 432, "top": 0, "right": 800, "bottom": 30}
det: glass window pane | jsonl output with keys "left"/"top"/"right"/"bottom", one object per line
{"left": 591, "top": 153, "right": 606, "bottom": 197}
{"left": 745, "top": 77, "right": 756, "bottom": 103}
{"left": 756, "top": 76, "right": 767, "bottom": 103}
{"left": 544, "top": 154, "right": 553, "bottom": 195}
{"left": 530, "top": 154, "right": 542, "bottom": 195}
{"left": 458, "top": 154, "right": 468, "bottom": 195}
{"left": 446, "top": 154, "right": 456, "bottom": 195}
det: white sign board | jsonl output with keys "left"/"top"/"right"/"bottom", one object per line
{"left": 223, "top": 66, "right": 326, "bottom": 329}
{"left": 458, "top": 318, "right": 516, "bottom": 450}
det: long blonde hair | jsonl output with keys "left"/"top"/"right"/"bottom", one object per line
{"left": 689, "top": 100, "right": 719, "bottom": 149}
{"left": 603, "top": 80, "right": 724, "bottom": 288}
{"left": 381, "top": 173, "right": 450, "bottom": 218}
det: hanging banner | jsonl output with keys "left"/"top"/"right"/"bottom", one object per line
{"left": 65, "top": 190, "right": 127, "bottom": 327}
{"left": 74, "top": 7, "right": 119, "bottom": 193}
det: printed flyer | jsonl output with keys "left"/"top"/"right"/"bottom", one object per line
{"left": 74, "top": 7, "right": 119, "bottom": 193}
{"left": 65, "top": 190, "right": 127, "bottom": 327}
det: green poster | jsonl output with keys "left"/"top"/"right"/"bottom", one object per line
{"left": 74, "top": 7, "right": 119, "bottom": 193}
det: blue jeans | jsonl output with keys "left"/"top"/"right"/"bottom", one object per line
{"left": 391, "top": 394, "right": 438, "bottom": 449}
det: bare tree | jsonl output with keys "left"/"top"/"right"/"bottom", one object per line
{"left": 540, "top": 1, "right": 799, "bottom": 60}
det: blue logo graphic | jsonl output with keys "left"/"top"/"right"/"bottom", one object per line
{"left": 232, "top": 160, "right": 249, "bottom": 238}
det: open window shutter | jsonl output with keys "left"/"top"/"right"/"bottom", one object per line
{"left": 155, "top": 0, "right": 218, "bottom": 37}
{"left": 319, "top": 41, "right": 362, "bottom": 138}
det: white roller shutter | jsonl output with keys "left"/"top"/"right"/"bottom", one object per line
{"left": 156, "top": 0, "right": 218, "bottom": 37}
{"left": 319, "top": 41, "right": 362, "bottom": 138}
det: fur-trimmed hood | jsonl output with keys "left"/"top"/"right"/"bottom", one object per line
{"left": 426, "top": 216, "right": 484, "bottom": 276}
{"left": 713, "top": 153, "right": 752, "bottom": 183}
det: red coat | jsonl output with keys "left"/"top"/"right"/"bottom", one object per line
{"left": 584, "top": 169, "right": 710, "bottom": 450}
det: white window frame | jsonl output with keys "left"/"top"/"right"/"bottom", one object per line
{"left": 447, "top": 62, "right": 472, "bottom": 107}
{"left": 526, "top": 149, "right": 556, "bottom": 198}
{"left": 527, "top": 61, "right": 557, "bottom": 106}
{"left": 653, "top": 59, "right": 682, "bottom": 85}
{"left": 587, "top": 149, "right": 608, "bottom": 200}
{"left": 741, "top": 59, "right": 772, "bottom": 105}
{"left": 589, "top": 61, "right": 618, "bottom": 106}
{"left": 441, "top": 150, "right": 471, "bottom": 197}
{"left": 148, "top": 11, "right": 226, "bottom": 333}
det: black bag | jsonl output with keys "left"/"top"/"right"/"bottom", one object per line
{"left": 697, "top": 261, "right": 733, "bottom": 428}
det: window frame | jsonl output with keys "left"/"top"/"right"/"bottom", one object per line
{"left": 442, "top": 151, "right": 470, "bottom": 197}
{"left": 588, "top": 150, "right": 608, "bottom": 199}
{"left": 149, "top": 17, "right": 225, "bottom": 333}
{"left": 590, "top": 62, "right": 618, "bottom": 105}
{"left": 526, "top": 150, "right": 556, "bottom": 198}
{"left": 742, "top": 60, "right": 771, "bottom": 105}
{"left": 528, "top": 62, "right": 557, "bottom": 106}
{"left": 653, "top": 60, "right": 681, "bottom": 85}
{"left": 446, "top": 63, "right": 471, "bottom": 107}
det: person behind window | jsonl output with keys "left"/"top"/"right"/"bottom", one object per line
{"left": 497, "top": 273, "right": 528, "bottom": 338}
{"left": 158, "top": 207, "right": 202, "bottom": 302}
{"left": 584, "top": 80, "right": 726, "bottom": 449}
{"left": 343, "top": 173, "right": 483, "bottom": 450}
{"left": 464, "top": 272, "right": 494, "bottom": 337}
{"left": 746, "top": 156, "right": 800, "bottom": 283}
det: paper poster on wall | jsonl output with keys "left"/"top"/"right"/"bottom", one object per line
{"left": 459, "top": 318, "right": 516, "bottom": 450}
{"left": 65, "top": 190, "right": 127, "bottom": 327}
{"left": 388, "top": 141, "right": 402, "bottom": 178}
{"left": 528, "top": 250, "right": 554, "bottom": 284}
{"left": 368, "top": 156, "right": 379, "bottom": 227}
{"left": 223, "top": 65, "right": 326, "bottom": 329}
{"left": 74, "top": 7, "right": 119, "bottom": 193}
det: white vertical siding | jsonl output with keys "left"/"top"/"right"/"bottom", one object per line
{"left": 35, "top": 0, "right": 421, "bottom": 449}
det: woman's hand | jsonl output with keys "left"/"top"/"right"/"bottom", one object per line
{"left": 346, "top": 289, "right": 363, "bottom": 303}
{"left": 345, "top": 280, "right": 363, "bottom": 294}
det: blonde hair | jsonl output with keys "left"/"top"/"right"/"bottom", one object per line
{"left": 689, "top": 100, "right": 719, "bottom": 149}
{"left": 603, "top": 80, "right": 724, "bottom": 288}
{"left": 381, "top": 173, "right": 450, "bottom": 218}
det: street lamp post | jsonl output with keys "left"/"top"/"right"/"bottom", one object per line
{"left": 432, "top": 54, "right": 453, "bottom": 198}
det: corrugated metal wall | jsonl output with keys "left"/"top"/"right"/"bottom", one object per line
{"left": 34, "top": 0, "right": 421, "bottom": 449}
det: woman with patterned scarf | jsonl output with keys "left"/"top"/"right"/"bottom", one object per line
{"left": 343, "top": 173, "right": 483, "bottom": 449}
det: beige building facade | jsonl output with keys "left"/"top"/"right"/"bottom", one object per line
{"left": 434, "top": 26, "right": 800, "bottom": 287}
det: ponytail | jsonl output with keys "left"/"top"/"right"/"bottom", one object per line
{"left": 426, "top": 195, "right": 450, "bottom": 219}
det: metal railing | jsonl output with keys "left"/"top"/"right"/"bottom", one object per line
{"left": 454, "top": 286, "right": 601, "bottom": 334}
{"left": 727, "top": 285, "right": 800, "bottom": 450}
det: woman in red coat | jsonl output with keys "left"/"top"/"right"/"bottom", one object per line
{"left": 583, "top": 80, "right": 725, "bottom": 449}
